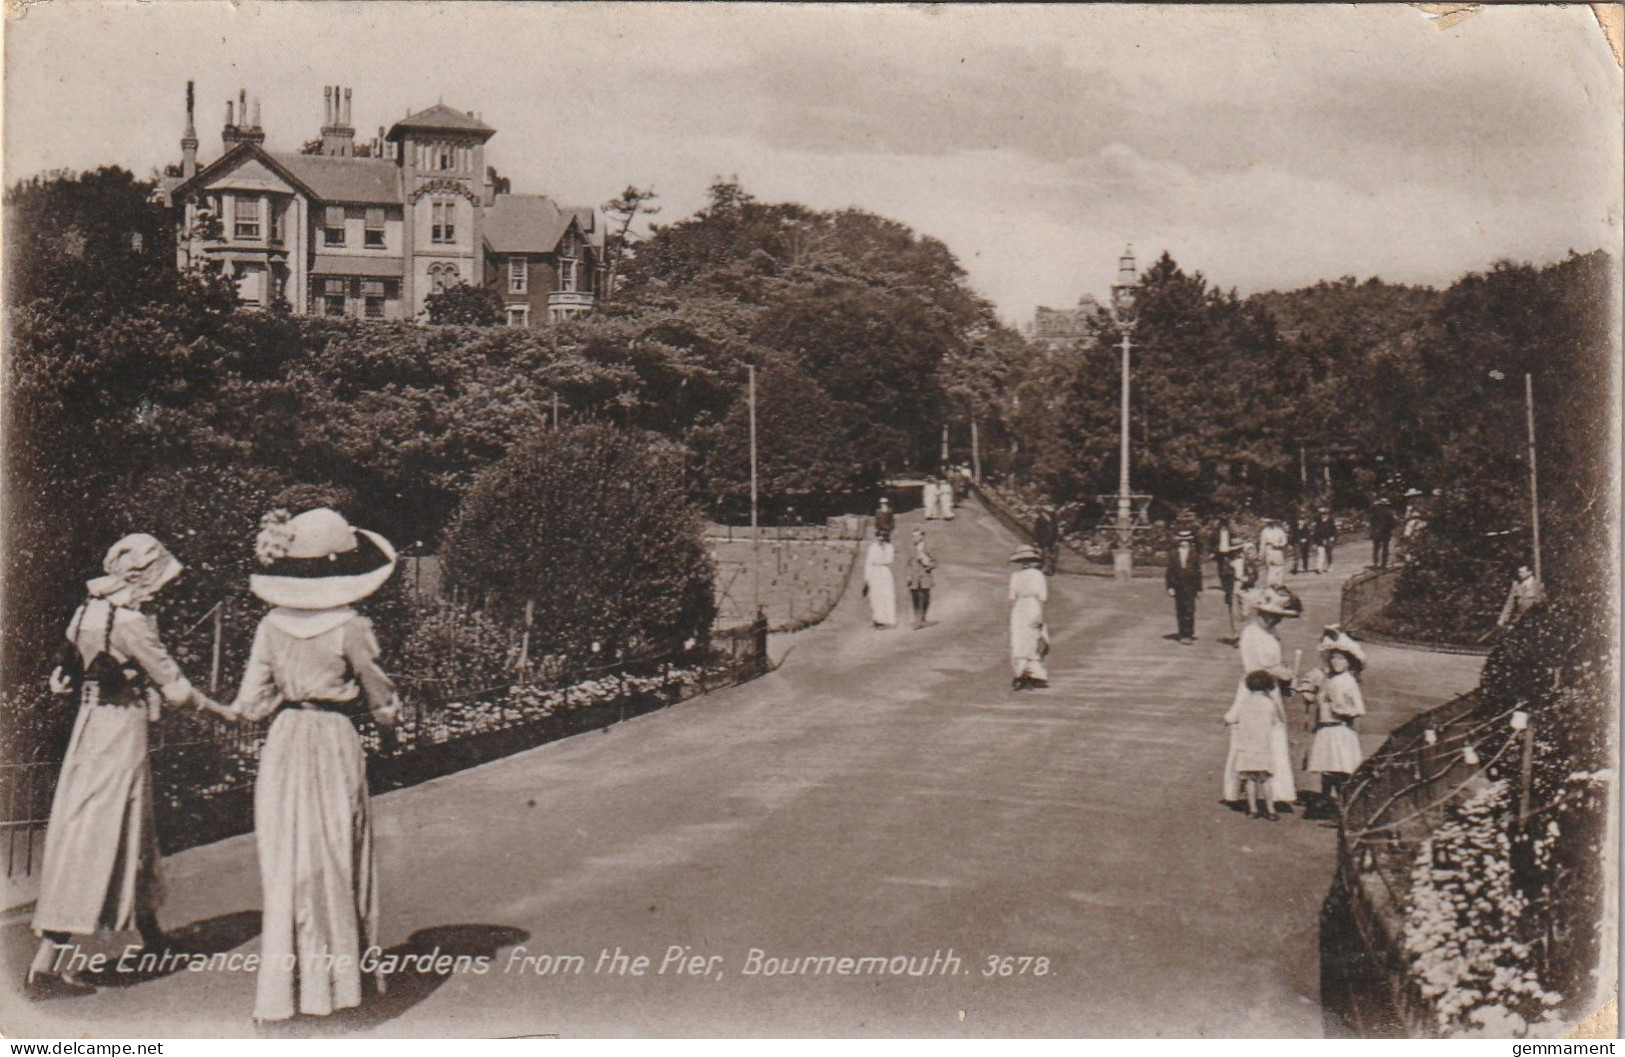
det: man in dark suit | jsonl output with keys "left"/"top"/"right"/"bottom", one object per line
{"left": 1369, "top": 498, "right": 1396, "bottom": 568}
{"left": 1033, "top": 505, "right": 1060, "bottom": 576}
{"left": 1165, "top": 527, "right": 1204, "bottom": 644}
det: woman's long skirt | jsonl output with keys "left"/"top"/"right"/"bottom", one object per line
{"left": 1221, "top": 684, "right": 1298, "bottom": 805}
{"left": 32, "top": 703, "right": 164, "bottom": 935}
{"left": 1010, "top": 597, "right": 1048, "bottom": 681}
{"left": 866, "top": 565, "right": 897, "bottom": 627}
{"left": 253, "top": 709, "right": 379, "bottom": 1022}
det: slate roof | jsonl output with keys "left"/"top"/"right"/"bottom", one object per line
{"left": 484, "top": 194, "right": 578, "bottom": 254}
{"left": 387, "top": 103, "right": 496, "bottom": 139}
{"left": 270, "top": 153, "right": 401, "bottom": 205}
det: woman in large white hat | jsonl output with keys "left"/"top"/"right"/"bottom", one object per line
{"left": 1302, "top": 628, "right": 1368, "bottom": 815}
{"left": 27, "top": 534, "right": 221, "bottom": 997}
{"left": 1008, "top": 545, "right": 1050, "bottom": 690}
{"left": 216, "top": 508, "right": 400, "bottom": 1023}
{"left": 1222, "top": 586, "right": 1301, "bottom": 809}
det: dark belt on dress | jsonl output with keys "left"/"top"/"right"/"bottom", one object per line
{"left": 286, "top": 699, "right": 357, "bottom": 715}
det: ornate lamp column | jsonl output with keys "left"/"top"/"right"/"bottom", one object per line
{"left": 1109, "top": 245, "right": 1140, "bottom": 581}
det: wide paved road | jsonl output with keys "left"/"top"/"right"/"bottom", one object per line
{"left": 4, "top": 500, "right": 1481, "bottom": 1037}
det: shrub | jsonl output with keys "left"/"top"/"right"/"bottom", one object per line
{"left": 440, "top": 423, "right": 716, "bottom": 660}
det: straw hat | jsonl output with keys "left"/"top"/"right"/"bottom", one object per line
{"left": 1318, "top": 629, "right": 1367, "bottom": 667}
{"left": 1009, "top": 545, "right": 1042, "bottom": 564}
{"left": 1248, "top": 586, "right": 1303, "bottom": 618}
{"left": 250, "top": 508, "right": 396, "bottom": 610}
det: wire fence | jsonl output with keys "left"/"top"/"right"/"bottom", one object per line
{"left": 1328, "top": 669, "right": 1592, "bottom": 1036}
{"left": 2, "top": 617, "right": 768, "bottom": 882}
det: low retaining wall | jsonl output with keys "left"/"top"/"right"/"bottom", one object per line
{"left": 970, "top": 482, "right": 1165, "bottom": 578}
{"left": 1340, "top": 568, "right": 1491, "bottom": 657}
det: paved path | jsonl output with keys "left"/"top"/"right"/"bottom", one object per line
{"left": 3, "top": 500, "right": 1481, "bottom": 1037}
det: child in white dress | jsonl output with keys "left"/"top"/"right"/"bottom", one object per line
{"left": 1302, "top": 631, "right": 1367, "bottom": 816}
{"left": 1225, "top": 669, "right": 1285, "bottom": 820}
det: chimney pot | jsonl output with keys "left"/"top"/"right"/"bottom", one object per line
{"left": 226, "top": 100, "right": 234, "bottom": 127}
{"left": 324, "top": 85, "right": 333, "bottom": 126}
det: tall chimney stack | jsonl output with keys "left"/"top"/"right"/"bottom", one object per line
{"left": 251, "top": 96, "right": 262, "bottom": 129}
{"left": 324, "top": 86, "right": 333, "bottom": 126}
{"left": 343, "top": 87, "right": 352, "bottom": 126}
{"left": 181, "top": 80, "right": 199, "bottom": 178}
{"left": 319, "top": 84, "right": 356, "bottom": 157}
{"left": 225, "top": 100, "right": 234, "bottom": 127}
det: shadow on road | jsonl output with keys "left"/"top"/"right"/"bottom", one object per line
{"left": 318, "top": 924, "right": 531, "bottom": 1035}
{"left": 91, "top": 909, "right": 265, "bottom": 988}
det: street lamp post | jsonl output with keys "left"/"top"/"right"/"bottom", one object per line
{"left": 1490, "top": 368, "right": 1542, "bottom": 584}
{"left": 748, "top": 362, "right": 761, "bottom": 618}
{"left": 1110, "top": 245, "right": 1139, "bottom": 581}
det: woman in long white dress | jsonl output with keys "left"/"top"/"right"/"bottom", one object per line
{"left": 1222, "top": 587, "right": 1301, "bottom": 807}
{"left": 864, "top": 536, "right": 898, "bottom": 628}
{"left": 921, "top": 479, "right": 940, "bottom": 521}
{"left": 27, "top": 535, "right": 219, "bottom": 997}
{"left": 938, "top": 477, "right": 955, "bottom": 520}
{"left": 214, "top": 507, "right": 401, "bottom": 1023}
{"left": 1009, "top": 546, "right": 1050, "bottom": 690}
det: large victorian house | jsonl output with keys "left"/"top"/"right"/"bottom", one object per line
{"left": 163, "top": 83, "right": 601, "bottom": 323}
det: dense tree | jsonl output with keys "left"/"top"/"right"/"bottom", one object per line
{"left": 423, "top": 281, "right": 505, "bottom": 325}
{"left": 440, "top": 424, "right": 716, "bottom": 658}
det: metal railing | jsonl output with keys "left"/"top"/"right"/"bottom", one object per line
{"left": 971, "top": 481, "right": 1164, "bottom": 577}
{"left": 2, "top": 619, "right": 767, "bottom": 881}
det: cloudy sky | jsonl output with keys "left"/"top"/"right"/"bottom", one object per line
{"left": 6, "top": 2, "right": 1620, "bottom": 323}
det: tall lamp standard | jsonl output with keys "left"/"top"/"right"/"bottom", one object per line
{"left": 1109, "top": 245, "right": 1140, "bottom": 581}
{"left": 1489, "top": 368, "right": 1542, "bottom": 583}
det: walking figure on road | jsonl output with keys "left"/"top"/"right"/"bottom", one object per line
{"left": 27, "top": 535, "right": 223, "bottom": 999}
{"left": 906, "top": 528, "right": 936, "bottom": 629}
{"left": 863, "top": 534, "right": 898, "bottom": 629}
{"left": 1224, "top": 669, "right": 1286, "bottom": 821}
{"left": 922, "top": 478, "right": 940, "bottom": 521}
{"left": 1165, "top": 527, "right": 1203, "bottom": 644}
{"left": 1368, "top": 497, "right": 1396, "bottom": 569}
{"left": 1259, "top": 519, "right": 1289, "bottom": 589}
{"left": 217, "top": 507, "right": 402, "bottom": 1024}
{"left": 1008, "top": 545, "right": 1050, "bottom": 690}
{"left": 1313, "top": 507, "right": 1337, "bottom": 574}
{"left": 1222, "top": 587, "right": 1302, "bottom": 811}
{"left": 1034, "top": 505, "right": 1060, "bottom": 577}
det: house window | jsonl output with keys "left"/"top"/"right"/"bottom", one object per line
{"left": 235, "top": 263, "right": 265, "bottom": 305}
{"left": 429, "top": 263, "right": 457, "bottom": 293}
{"left": 431, "top": 201, "right": 456, "bottom": 244}
{"left": 235, "top": 198, "right": 261, "bottom": 240}
{"left": 324, "top": 205, "right": 346, "bottom": 247}
{"left": 508, "top": 258, "right": 527, "bottom": 294}
{"left": 437, "top": 145, "right": 456, "bottom": 171}
{"left": 322, "top": 277, "right": 348, "bottom": 316}
{"left": 362, "top": 279, "right": 390, "bottom": 319}
{"left": 506, "top": 305, "right": 529, "bottom": 327}
{"left": 271, "top": 205, "right": 285, "bottom": 244}
{"left": 558, "top": 257, "right": 576, "bottom": 292}
{"left": 364, "top": 207, "right": 386, "bottom": 248}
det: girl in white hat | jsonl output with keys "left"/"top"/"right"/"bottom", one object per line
{"left": 1301, "top": 628, "right": 1368, "bottom": 816}
{"left": 213, "top": 508, "right": 401, "bottom": 1023}
{"left": 27, "top": 535, "right": 222, "bottom": 998}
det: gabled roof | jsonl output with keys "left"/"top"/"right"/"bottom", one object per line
{"left": 387, "top": 103, "right": 495, "bottom": 141}
{"left": 171, "top": 142, "right": 321, "bottom": 202}
{"left": 484, "top": 194, "right": 580, "bottom": 255}
{"left": 270, "top": 153, "right": 401, "bottom": 205}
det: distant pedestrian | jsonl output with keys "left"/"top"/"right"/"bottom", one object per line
{"left": 906, "top": 528, "right": 936, "bottom": 629}
{"left": 1368, "top": 498, "right": 1395, "bottom": 568}
{"left": 1008, "top": 545, "right": 1050, "bottom": 690}
{"left": 1224, "top": 669, "right": 1286, "bottom": 821}
{"left": 1314, "top": 507, "right": 1337, "bottom": 574}
{"left": 1290, "top": 511, "right": 1312, "bottom": 575}
{"left": 1212, "top": 517, "right": 1241, "bottom": 618}
{"left": 938, "top": 477, "right": 956, "bottom": 521}
{"left": 221, "top": 507, "right": 402, "bottom": 1023}
{"left": 1496, "top": 564, "right": 1545, "bottom": 629}
{"left": 864, "top": 535, "right": 898, "bottom": 629}
{"left": 922, "top": 478, "right": 940, "bottom": 521}
{"left": 27, "top": 535, "right": 222, "bottom": 999}
{"left": 873, "top": 497, "right": 895, "bottom": 542}
{"left": 1302, "top": 630, "right": 1367, "bottom": 817}
{"left": 1165, "top": 527, "right": 1203, "bottom": 644}
{"left": 1223, "top": 586, "right": 1302, "bottom": 810}
{"left": 1034, "top": 505, "right": 1060, "bottom": 577}
{"left": 1259, "top": 519, "right": 1289, "bottom": 589}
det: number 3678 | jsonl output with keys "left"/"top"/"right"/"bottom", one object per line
{"left": 983, "top": 955, "right": 1050, "bottom": 976}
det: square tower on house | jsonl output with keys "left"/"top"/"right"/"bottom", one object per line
{"left": 387, "top": 104, "right": 496, "bottom": 317}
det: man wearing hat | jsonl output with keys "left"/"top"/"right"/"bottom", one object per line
{"left": 873, "top": 497, "right": 895, "bottom": 543}
{"left": 1368, "top": 497, "right": 1396, "bottom": 569}
{"left": 1033, "top": 504, "right": 1060, "bottom": 577}
{"left": 1165, "top": 527, "right": 1204, "bottom": 645}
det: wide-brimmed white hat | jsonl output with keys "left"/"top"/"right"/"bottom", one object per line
{"left": 250, "top": 507, "right": 396, "bottom": 610}
{"left": 1318, "top": 629, "right": 1367, "bottom": 666}
{"left": 1247, "top": 586, "right": 1303, "bottom": 618}
{"left": 1009, "top": 545, "right": 1042, "bottom": 564}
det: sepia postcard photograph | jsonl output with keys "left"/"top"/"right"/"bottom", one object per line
{"left": 1, "top": 1, "right": 1620, "bottom": 1041}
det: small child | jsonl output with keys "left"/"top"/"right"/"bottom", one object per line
{"left": 1303, "top": 633, "right": 1367, "bottom": 817}
{"left": 1225, "top": 669, "right": 1285, "bottom": 821}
